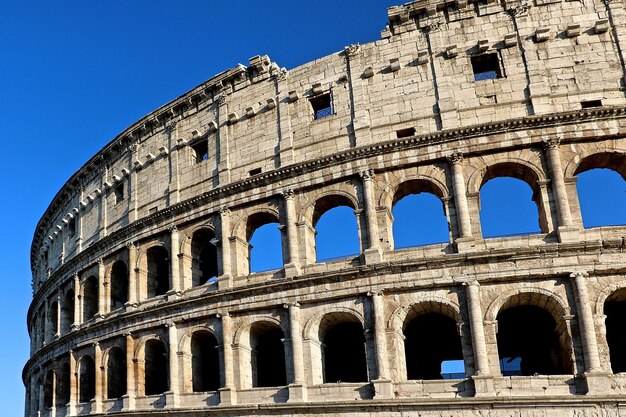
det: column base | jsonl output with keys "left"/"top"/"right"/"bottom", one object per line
{"left": 362, "top": 247, "right": 383, "bottom": 265}
{"left": 287, "top": 383, "right": 307, "bottom": 402}
{"left": 284, "top": 263, "right": 301, "bottom": 278}
{"left": 218, "top": 387, "right": 237, "bottom": 405}
{"left": 88, "top": 398, "right": 100, "bottom": 414}
{"left": 471, "top": 374, "right": 494, "bottom": 397}
{"left": 120, "top": 394, "right": 135, "bottom": 412}
{"left": 164, "top": 391, "right": 179, "bottom": 408}
{"left": 454, "top": 237, "right": 476, "bottom": 253}
{"left": 166, "top": 290, "right": 182, "bottom": 301}
{"left": 557, "top": 226, "right": 579, "bottom": 243}
{"left": 66, "top": 402, "right": 77, "bottom": 417}
{"left": 217, "top": 275, "right": 232, "bottom": 291}
{"left": 372, "top": 378, "right": 393, "bottom": 399}
{"left": 583, "top": 371, "right": 611, "bottom": 395}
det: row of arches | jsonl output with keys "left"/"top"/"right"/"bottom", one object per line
{"left": 31, "top": 153, "right": 626, "bottom": 350}
{"left": 32, "top": 285, "right": 626, "bottom": 412}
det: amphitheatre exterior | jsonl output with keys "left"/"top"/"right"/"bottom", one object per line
{"left": 24, "top": 0, "right": 626, "bottom": 416}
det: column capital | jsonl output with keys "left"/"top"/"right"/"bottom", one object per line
{"left": 125, "top": 241, "right": 136, "bottom": 250}
{"left": 446, "top": 152, "right": 464, "bottom": 165}
{"left": 216, "top": 94, "right": 227, "bottom": 106}
{"left": 360, "top": 169, "right": 375, "bottom": 181}
{"left": 97, "top": 258, "right": 104, "bottom": 266}
{"left": 219, "top": 206, "right": 231, "bottom": 216}
{"left": 570, "top": 271, "right": 589, "bottom": 279}
{"left": 168, "top": 225, "right": 178, "bottom": 233}
{"left": 284, "top": 301, "right": 301, "bottom": 309}
{"left": 367, "top": 290, "right": 384, "bottom": 297}
{"left": 281, "top": 188, "right": 296, "bottom": 200}
{"left": 543, "top": 137, "right": 561, "bottom": 150}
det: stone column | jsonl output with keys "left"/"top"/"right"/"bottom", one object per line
{"left": 129, "top": 143, "right": 139, "bottom": 222}
{"left": 55, "top": 294, "right": 61, "bottom": 338}
{"left": 121, "top": 333, "right": 135, "bottom": 411}
{"left": 219, "top": 313, "right": 237, "bottom": 405}
{"left": 168, "top": 227, "right": 181, "bottom": 297}
{"left": 73, "top": 273, "right": 80, "bottom": 328}
{"left": 50, "top": 366, "right": 57, "bottom": 417}
{"left": 282, "top": 190, "right": 301, "bottom": 277}
{"left": 463, "top": 279, "right": 494, "bottom": 396}
{"left": 447, "top": 153, "right": 473, "bottom": 246}
{"left": 67, "top": 351, "right": 77, "bottom": 416}
{"left": 97, "top": 259, "right": 106, "bottom": 318}
{"left": 166, "top": 322, "right": 179, "bottom": 407}
{"left": 216, "top": 94, "right": 231, "bottom": 185}
{"left": 571, "top": 272, "right": 601, "bottom": 372}
{"left": 361, "top": 170, "right": 383, "bottom": 264}
{"left": 543, "top": 138, "right": 578, "bottom": 242}
{"left": 369, "top": 291, "right": 393, "bottom": 398}
{"left": 287, "top": 303, "right": 306, "bottom": 401}
{"left": 93, "top": 342, "right": 103, "bottom": 413}
{"left": 218, "top": 208, "right": 232, "bottom": 290}
{"left": 29, "top": 374, "right": 38, "bottom": 417}
{"left": 126, "top": 243, "right": 138, "bottom": 307}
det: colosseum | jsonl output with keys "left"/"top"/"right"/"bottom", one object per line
{"left": 23, "top": 0, "right": 626, "bottom": 416}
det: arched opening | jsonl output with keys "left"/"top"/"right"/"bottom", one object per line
{"left": 78, "top": 355, "right": 96, "bottom": 403}
{"left": 321, "top": 314, "right": 368, "bottom": 383}
{"left": 191, "top": 229, "right": 218, "bottom": 286}
{"left": 60, "top": 289, "right": 74, "bottom": 334}
{"left": 49, "top": 301, "right": 59, "bottom": 337}
{"left": 575, "top": 165, "right": 626, "bottom": 228}
{"left": 314, "top": 196, "right": 359, "bottom": 262}
{"left": 496, "top": 304, "right": 571, "bottom": 376}
{"left": 106, "top": 347, "right": 127, "bottom": 399}
{"left": 146, "top": 246, "right": 170, "bottom": 298}
{"left": 191, "top": 331, "right": 220, "bottom": 392}
{"left": 57, "top": 363, "right": 71, "bottom": 406}
{"left": 110, "top": 260, "right": 129, "bottom": 310}
{"left": 247, "top": 212, "right": 282, "bottom": 273}
{"left": 82, "top": 276, "right": 98, "bottom": 322}
{"left": 43, "top": 369, "right": 54, "bottom": 409}
{"left": 404, "top": 310, "right": 464, "bottom": 380}
{"left": 250, "top": 322, "right": 286, "bottom": 387}
{"left": 603, "top": 288, "right": 626, "bottom": 373}
{"left": 392, "top": 180, "right": 449, "bottom": 248}
{"left": 480, "top": 175, "right": 542, "bottom": 238}
{"left": 144, "top": 339, "right": 168, "bottom": 395}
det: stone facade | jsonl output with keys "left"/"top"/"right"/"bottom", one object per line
{"left": 24, "top": 0, "right": 626, "bottom": 416}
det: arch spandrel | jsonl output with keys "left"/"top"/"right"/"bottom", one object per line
{"left": 466, "top": 151, "right": 547, "bottom": 195}
{"left": 302, "top": 306, "right": 365, "bottom": 342}
{"left": 387, "top": 296, "right": 462, "bottom": 333}
{"left": 484, "top": 286, "right": 571, "bottom": 323}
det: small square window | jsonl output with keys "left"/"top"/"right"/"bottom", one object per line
{"left": 249, "top": 167, "right": 262, "bottom": 176}
{"left": 396, "top": 128, "right": 416, "bottom": 138}
{"left": 191, "top": 140, "right": 208, "bottom": 164}
{"left": 309, "top": 93, "right": 333, "bottom": 120}
{"left": 471, "top": 53, "right": 502, "bottom": 81}
{"left": 114, "top": 183, "right": 124, "bottom": 205}
{"left": 581, "top": 100, "right": 602, "bottom": 109}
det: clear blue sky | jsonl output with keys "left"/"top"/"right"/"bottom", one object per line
{"left": 1, "top": 2, "right": 624, "bottom": 416}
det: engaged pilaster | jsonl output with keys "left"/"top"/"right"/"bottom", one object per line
{"left": 286, "top": 302, "right": 307, "bottom": 401}
{"left": 125, "top": 243, "right": 138, "bottom": 309}
{"left": 165, "top": 322, "right": 180, "bottom": 407}
{"left": 121, "top": 333, "right": 136, "bottom": 411}
{"left": 168, "top": 227, "right": 182, "bottom": 299}
{"left": 219, "top": 313, "right": 237, "bottom": 405}
{"left": 218, "top": 208, "right": 233, "bottom": 290}
{"left": 447, "top": 153, "right": 474, "bottom": 251}
{"left": 96, "top": 259, "right": 106, "bottom": 319}
{"left": 544, "top": 138, "right": 578, "bottom": 242}
{"left": 369, "top": 291, "right": 392, "bottom": 398}
{"left": 282, "top": 189, "right": 301, "bottom": 277}
{"left": 360, "top": 170, "right": 383, "bottom": 264}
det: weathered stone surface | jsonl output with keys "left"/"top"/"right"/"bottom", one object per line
{"left": 24, "top": 0, "right": 626, "bottom": 416}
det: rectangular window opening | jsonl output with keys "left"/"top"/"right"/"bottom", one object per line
{"left": 149, "top": 207, "right": 158, "bottom": 215}
{"left": 68, "top": 218, "right": 76, "bottom": 237}
{"left": 249, "top": 167, "right": 262, "bottom": 176}
{"left": 309, "top": 93, "right": 333, "bottom": 120}
{"left": 114, "top": 183, "right": 124, "bottom": 205}
{"left": 471, "top": 53, "right": 502, "bottom": 81}
{"left": 191, "top": 140, "right": 209, "bottom": 164}
{"left": 396, "top": 127, "right": 416, "bottom": 138}
{"left": 581, "top": 100, "right": 602, "bottom": 109}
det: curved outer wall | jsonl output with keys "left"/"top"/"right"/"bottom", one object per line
{"left": 25, "top": 0, "right": 626, "bottom": 416}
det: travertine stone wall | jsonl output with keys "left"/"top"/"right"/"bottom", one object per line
{"left": 24, "top": 0, "right": 626, "bottom": 416}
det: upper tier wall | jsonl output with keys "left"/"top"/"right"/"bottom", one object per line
{"left": 31, "top": 0, "right": 626, "bottom": 290}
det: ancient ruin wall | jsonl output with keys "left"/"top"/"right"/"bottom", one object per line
{"left": 24, "top": 0, "right": 626, "bottom": 416}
